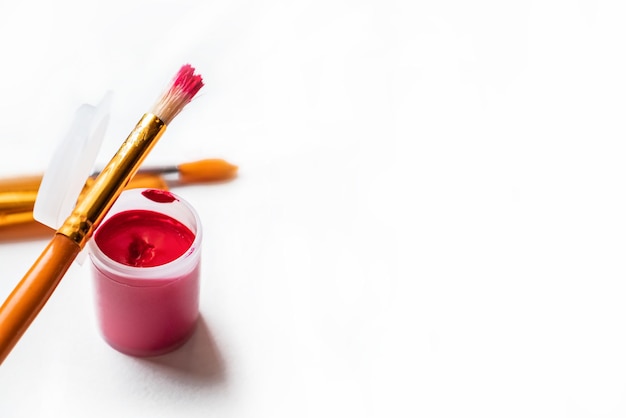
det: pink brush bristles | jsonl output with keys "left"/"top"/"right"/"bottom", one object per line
{"left": 151, "top": 64, "right": 204, "bottom": 124}
{"left": 173, "top": 64, "right": 204, "bottom": 97}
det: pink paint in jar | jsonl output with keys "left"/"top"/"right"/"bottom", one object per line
{"left": 88, "top": 188, "right": 202, "bottom": 357}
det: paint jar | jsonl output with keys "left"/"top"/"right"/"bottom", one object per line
{"left": 88, "top": 188, "right": 202, "bottom": 357}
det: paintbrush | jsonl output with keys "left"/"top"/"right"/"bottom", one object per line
{"left": 0, "top": 159, "right": 237, "bottom": 228}
{"left": 93, "top": 158, "right": 238, "bottom": 184}
{"left": 0, "top": 64, "right": 204, "bottom": 364}
{"left": 0, "top": 158, "right": 237, "bottom": 213}
{"left": 0, "top": 173, "right": 168, "bottom": 216}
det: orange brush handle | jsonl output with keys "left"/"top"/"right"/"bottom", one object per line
{"left": 0, "top": 174, "right": 169, "bottom": 230}
{"left": 0, "top": 234, "right": 79, "bottom": 363}
{"left": 0, "top": 175, "right": 42, "bottom": 193}
{"left": 178, "top": 159, "right": 238, "bottom": 183}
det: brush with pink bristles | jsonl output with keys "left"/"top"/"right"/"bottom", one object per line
{"left": 0, "top": 64, "right": 204, "bottom": 364}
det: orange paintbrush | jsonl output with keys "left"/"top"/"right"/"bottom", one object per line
{"left": 0, "top": 158, "right": 238, "bottom": 228}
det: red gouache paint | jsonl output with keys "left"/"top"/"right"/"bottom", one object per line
{"left": 142, "top": 188, "right": 177, "bottom": 203}
{"left": 89, "top": 189, "right": 202, "bottom": 357}
{"left": 94, "top": 210, "right": 193, "bottom": 267}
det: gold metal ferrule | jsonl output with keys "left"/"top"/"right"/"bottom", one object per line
{"left": 58, "top": 113, "right": 166, "bottom": 248}
{"left": 0, "top": 191, "right": 38, "bottom": 213}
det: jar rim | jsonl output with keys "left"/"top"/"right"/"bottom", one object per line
{"left": 88, "top": 188, "right": 203, "bottom": 285}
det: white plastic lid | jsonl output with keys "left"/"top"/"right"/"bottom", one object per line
{"left": 34, "top": 92, "right": 112, "bottom": 230}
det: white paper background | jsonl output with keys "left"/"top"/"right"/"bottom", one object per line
{"left": 1, "top": 0, "right": 626, "bottom": 417}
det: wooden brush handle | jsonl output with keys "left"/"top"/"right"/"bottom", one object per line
{"left": 178, "top": 159, "right": 238, "bottom": 183}
{"left": 0, "top": 234, "right": 80, "bottom": 364}
{"left": 0, "top": 175, "right": 42, "bottom": 193}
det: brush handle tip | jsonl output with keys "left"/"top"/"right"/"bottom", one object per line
{"left": 0, "top": 234, "right": 79, "bottom": 364}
